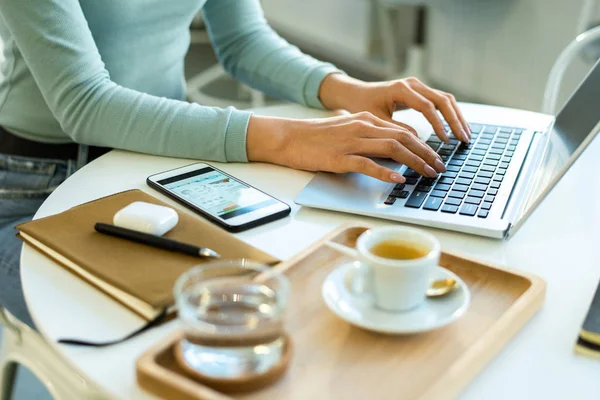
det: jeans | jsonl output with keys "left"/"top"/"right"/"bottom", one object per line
{"left": 0, "top": 153, "right": 73, "bottom": 327}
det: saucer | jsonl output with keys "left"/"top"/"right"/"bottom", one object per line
{"left": 322, "top": 262, "right": 471, "bottom": 334}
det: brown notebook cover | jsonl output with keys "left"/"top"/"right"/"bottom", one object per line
{"left": 16, "top": 190, "right": 279, "bottom": 320}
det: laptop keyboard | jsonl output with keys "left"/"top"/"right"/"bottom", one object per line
{"left": 383, "top": 124, "right": 523, "bottom": 218}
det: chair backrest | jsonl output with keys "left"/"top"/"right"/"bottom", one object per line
{"left": 542, "top": 25, "right": 600, "bottom": 115}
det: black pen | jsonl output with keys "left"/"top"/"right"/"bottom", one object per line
{"left": 94, "top": 222, "right": 221, "bottom": 259}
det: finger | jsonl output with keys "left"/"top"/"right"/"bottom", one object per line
{"left": 342, "top": 155, "right": 406, "bottom": 183}
{"left": 350, "top": 139, "right": 439, "bottom": 178}
{"left": 352, "top": 111, "right": 419, "bottom": 137}
{"left": 443, "top": 91, "right": 471, "bottom": 136}
{"left": 393, "top": 85, "right": 450, "bottom": 144}
{"left": 410, "top": 83, "right": 469, "bottom": 143}
{"left": 358, "top": 127, "right": 445, "bottom": 173}
{"left": 378, "top": 116, "right": 419, "bottom": 137}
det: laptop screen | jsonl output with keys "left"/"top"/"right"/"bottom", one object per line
{"left": 512, "top": 59, "right": 600, "bottom": 236}
{"left": 549, "top": 58, "right": 600, "bottom": 162}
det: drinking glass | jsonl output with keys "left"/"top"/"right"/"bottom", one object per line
{"left": 174, "top": 260, "right": 289, "bottom": 379}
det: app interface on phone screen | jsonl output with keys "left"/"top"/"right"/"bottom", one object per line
{"left": 160, "top": 167, "right": 276, "bottom": 220}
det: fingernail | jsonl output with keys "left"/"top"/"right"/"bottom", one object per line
{"left": 434, "top": 159, "right": 446, "bottom": 173}
{"left": 442, "top": 129, "right": 450, "bottom": 143}
{"left": 462, "top": 129, "right": 470, "bottom": 143}
{"left": 391, "top": 173, "right": 405, "bottom": 183}
{"left": 424, "top": 165, "right": 438, "bottom": 178}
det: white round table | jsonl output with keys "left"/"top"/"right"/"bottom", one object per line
{"left": 21, "top": 104, "right": 600, "bottom": 399}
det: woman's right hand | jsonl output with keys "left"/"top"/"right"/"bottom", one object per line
{"left": 246, "top": 112, "right": 446, "bottom": 184}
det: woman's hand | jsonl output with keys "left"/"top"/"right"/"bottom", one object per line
{"left": 246, "top": 112, "right": 447, "bottom": 183}
{"left": 319, "top": 74, "right": 471, "bottom": 144}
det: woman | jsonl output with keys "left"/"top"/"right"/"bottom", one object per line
{"left": 0, "top": 0, "right": 470, "bottom": 327}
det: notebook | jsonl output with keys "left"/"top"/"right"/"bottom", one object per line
{"left": 16, "top": 190, "right": 279, "bottom": 321}
{"left": 575, "top": 278, "right": 600, "bottom": 358}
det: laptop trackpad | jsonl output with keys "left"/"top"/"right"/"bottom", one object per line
{"left": 295, "top": 158, "right": 402, "bottom": 209}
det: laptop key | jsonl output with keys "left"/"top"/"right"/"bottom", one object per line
{"left": 487, "top": 188, "right": 498, "bottom": 196}
{"left": 453, "top": 154, "right": 467, "bottom": 160}
{"left": 404, "top": 169, "right": 420, "bottom": 177}
{"left": 469, "top": 123, "right": 483, "bottom": 133}
{"left": 472, "top": 183, "right": 487, "bottom": 191}
{"left": 493, "top": 175, "right": 504, "bottom": 182}
{"left": 415, "top": 185, "right": 431, "bottom": 193}
{"left": 452, "top": 184, "right": 469, "bottom": 192}
{"left": 459, "top": 203, "right": 478, "bottom": 216}
{"left": 468, "top": 156, "right": 484, "bottom": 162}
{"left": 404, "top": 191, "right": 428, "bottom": 208}
{"left": 499, "top": 127, "right": 511, "bottom": 133}
{"left": 505, "top": 151, "right": 514, "bottom": 157}
{"left": 478, "top": 171, "right": 493, "bottom": 178}
{"left": 423, "top": 196, "right": 443, "bottom": 211}
{"left": 481, "top": 201, "right": 493, "bottom": 210}
{"left": 480, "top": 165, "right": 495, "bottom": 172}
{"left": 430, "top": 190, "right": 447, "bottom": 198}
{"left": 465, "top": 160, "right": 481, "bottom": 167}
{"left": 445, "top": 197, "right": 462, "bottom": 206}
{"left": 487, "top": 154, "right": 501, "bottom": 160}
{"left": 483, "top": 125, "right": 498, "bottom": 134}
{"left": 468, "top": 190, "right": 485, "bottom": 198}
{"left": 434, "top": 183, "right": 451, "bottom": 192}
{"left": 459, "top": 172, "right": 475, "bottom": 180}
{"left": 499, "top": 162, "right": 509, "bottom": 169}
{"left": 485, "top": 195, "right": 495, "bottom": 203}
{"left": 394, "top": 183, "right": 406, "bottom": 191}
{"left": 490, "top": 181, "right": 501, "bottom": 189}
{"left": 462, "top": 166, "right": 478, "bottom": 173}
{"left": 441, "top": 204, "right": 459, "bottom": 214}
{"left": 448, "top": 190, "right": 466, "bottom": 199}
{"left": 420, "top": 178, "right": 437, "bottom": 186}
{"left": 384, "top": 196, "right": 396, "bottom": 205}
{"left": 442, "top": 171, "right": 458, "bottom": 178}
{"left": 495, "top": 138, "right": 508, "bottom": 144}
{"left": 471, "top": 149, "right": 486, "bottom": 156}
{"left": 483, "top": 159, "right": 499, "bottom": 166}
{"left": 475, "top": 177, "right": 491, "bottom": 185}
{"left": 465, "top": 196, "right": 481, "bottom": 205}
{"left": 438, "top": 149, "right": 453, "bottom": 156}
{"left": 390, "top": 190, "right": 404, "bottom": 197}
{"left": 438, "top": 177, "right": 454, "bottom": 185}
{"left": 456, "top": 178, "right": 472, "bottom": 186}
{"left": 488, "top": 148, "right": 503, "bottom": 155}
{"left": 507, "top": 145, "right": 517, "bottom": 151}
{"left": 405, "top": 176, "right": 419, "bottom": 185}
{"left": 399, "top": 190, "right": 410, "bottom": 198}
{"left": 478, "top": 210, "right": 489, "bottom": 218}
{"left": 448, "top": 159, "right": 464, "bottom": 167}
{"left": 446, "top": 165, "right": 461, "bottom": 172}
{"left": 496, "top": 169, "right": 506, "bottom": 176}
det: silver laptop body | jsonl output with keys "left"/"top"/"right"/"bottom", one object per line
{"left": 296, "top": 60, "right": 600, "bottom": 239}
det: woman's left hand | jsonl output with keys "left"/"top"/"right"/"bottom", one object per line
{"left": 319, "top": 73, "right": 472, "bottom": 144}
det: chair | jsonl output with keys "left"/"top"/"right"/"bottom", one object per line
{"left": 543, "top": 25, "right": 600, "bottom": 114}
{"left": 186, "top": 13, "right": 267, "bottom": 109}
{"left": 0, "top": 306, "right": 107, "bottom": 400}
{"left": 375, "top": 0, "right": 429, "bottom": 82}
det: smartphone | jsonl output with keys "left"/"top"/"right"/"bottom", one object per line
{"left": 147, "top": 163, "right": 291, "bottom": 232}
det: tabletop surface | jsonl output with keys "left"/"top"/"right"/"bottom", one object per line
{"left": 20, "top": 104, "right": 600, "bottom": 399}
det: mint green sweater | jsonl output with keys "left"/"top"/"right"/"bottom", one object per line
{"left": 0, "top": 0, "right": 340, "bottom": 162}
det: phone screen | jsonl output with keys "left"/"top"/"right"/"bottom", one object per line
{"left": 158, "top": 167, "right": 277, "bottom": 220}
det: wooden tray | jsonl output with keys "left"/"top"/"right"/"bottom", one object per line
{"left": 136, "top": 224, "right": 545, "bottom": 400}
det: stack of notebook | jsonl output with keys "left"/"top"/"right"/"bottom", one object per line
{"left": 16, "top": 190, "right": 279, "bottom": 321}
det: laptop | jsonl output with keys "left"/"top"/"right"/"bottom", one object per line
{"left": 295, "top": 59, "right": 600, "bottom": 239}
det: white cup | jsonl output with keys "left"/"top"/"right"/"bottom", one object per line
{"left": 330, "top": 227, "right": 441, "bottom": 312}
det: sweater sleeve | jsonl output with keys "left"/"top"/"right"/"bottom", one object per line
{"left": 0, "top": 0, "right": 252, "bottom": 162}
{"left": 202, "top": 0, "right": 345, "bottom": 110}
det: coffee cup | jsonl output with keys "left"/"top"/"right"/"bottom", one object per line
{"left": 327, "top": 227, "right": 441, "bottom": 312}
